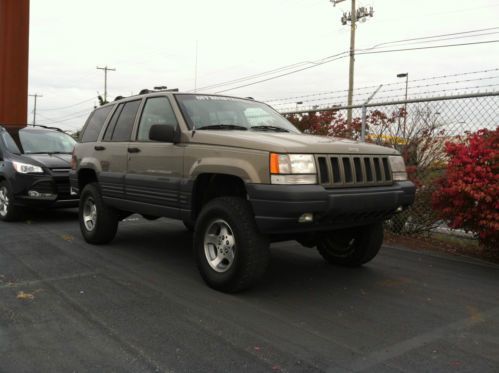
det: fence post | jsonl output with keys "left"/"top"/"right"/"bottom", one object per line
{"left": 361, "top": 84, "right": 383, "bottom": 142}
{"left": 361, "top": 105, "right": 367, "bottom": 141}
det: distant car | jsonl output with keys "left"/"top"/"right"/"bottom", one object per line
{"left": 0, "top": 125, "right": 79, "bottom": 221}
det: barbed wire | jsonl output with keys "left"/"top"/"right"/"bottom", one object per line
{"left": 263, "top": 68, "right": 499, "bottom": 103}
{"left": 276, "top": 84, "right": 499, "bottom": 112}
{"left": 269, "top": 76, "right": 499, "bottom": 107}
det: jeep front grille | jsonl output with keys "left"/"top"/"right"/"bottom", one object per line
{"left": 316, "top": 155, "right": 393, "bottom": 188}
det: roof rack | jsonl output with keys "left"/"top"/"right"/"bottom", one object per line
{"left": 139, "top": 87, "right": 180, "bottom": 95}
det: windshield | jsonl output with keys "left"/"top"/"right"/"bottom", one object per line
{"left": 175, "top": 94, "right": 300, "bottom": 133}
{"left": 19, "top": 130, "right": 76, "bottom": 154}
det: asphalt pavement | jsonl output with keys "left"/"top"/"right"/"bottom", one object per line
{"left": 1, "top": 209, "right": 498, "bottom": 373}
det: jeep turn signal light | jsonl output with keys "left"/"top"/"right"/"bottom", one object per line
{"left": 270, "top": 153, "right": 280, "bottom": 174}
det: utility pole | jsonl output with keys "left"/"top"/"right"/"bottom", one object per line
{"left": 96, "top": 65, "right": 116, "bottom": 103}
{"left": 330, "top": 0, "right": 374, "bottom": 134}
{"left": 28, "top": 93, "right": 43, "bottom": 125}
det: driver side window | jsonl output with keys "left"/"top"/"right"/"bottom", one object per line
{"left": 137, "top": 97, "right": 178, "bottom": 141}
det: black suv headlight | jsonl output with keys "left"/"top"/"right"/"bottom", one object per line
{"left": 12, "top": 161, "right": 44, "bottom": 174}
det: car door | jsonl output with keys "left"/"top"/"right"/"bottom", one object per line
{"left": 125, "top": 96, "right": 183, "bottom": 218}
{"left": 98, "top": 99, "right": 142, "bottom": 201}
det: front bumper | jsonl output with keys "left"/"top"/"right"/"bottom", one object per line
{"left": 247, "top": 181, "right": 415, "bottom": 234}
{"left": 11, "top": 173, "right": 79, "bottom": 208}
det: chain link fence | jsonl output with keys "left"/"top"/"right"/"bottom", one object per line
{"left": 278, "top": 91, "right": 499, "bottom": 238}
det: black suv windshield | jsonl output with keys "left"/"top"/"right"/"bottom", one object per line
{"left": 19, "top": 130, "right": 76, "bottom": 154}
{"left": 175, "top": 94, "right": 300, "bottom": 133}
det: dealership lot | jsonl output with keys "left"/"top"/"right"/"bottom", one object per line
{"left": 1, "top": 210, "right": 498, "bottom": 372}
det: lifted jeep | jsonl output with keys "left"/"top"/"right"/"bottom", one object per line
{"left": 70, "top": 91, "right": 415, "bottom": 292}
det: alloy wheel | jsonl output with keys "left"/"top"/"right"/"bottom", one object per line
{"left": 204, "top": 219, "right": 236, "bottom": 273}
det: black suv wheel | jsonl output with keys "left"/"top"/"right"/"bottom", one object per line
{"left": 79, "top": 183, "right": 118, "bottom": 244}
{"left": 0, "top": 181, "right": 20, "bottom": 221}
{"left": 194, "top": 197, "right": 270, "bottom": 293}
{"left": 316, "top": 222, "right": 384, "bottom": 267}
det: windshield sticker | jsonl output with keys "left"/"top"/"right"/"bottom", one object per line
{"left": 194, "top": 96, "right": 240, "bottom": 102}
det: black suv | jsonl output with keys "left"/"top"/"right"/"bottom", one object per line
{"left": 0, "top": 125, "right": 79, "bottom": 221}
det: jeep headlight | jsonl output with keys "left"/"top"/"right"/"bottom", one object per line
{"left": 12, "top": 161, "right": 44, "bottom": 174}
{"left": 388, "top": 156, "right": 408, "bottom": 181}
{"left": 270, "top": 153, "right": 317, "bottom": 184}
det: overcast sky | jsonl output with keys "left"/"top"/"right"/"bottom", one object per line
{"left": 28, "top": 0, "right": 499, "bottom": 131}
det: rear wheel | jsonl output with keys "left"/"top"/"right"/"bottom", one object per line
{"left": 316, "top": 222, "right": 384, "bottom": 267}
{"left": 194, "top": 197, "right": 269, "bottom": 293}
{"left": 79, "top": 183, "right": 118, "bottom": 244}
{"left": 0, "top": 181, "right": 21, "bottom": 221}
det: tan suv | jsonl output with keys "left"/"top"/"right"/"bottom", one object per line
{"left": 70, "top": 91, "right": 415, "bottom": 292}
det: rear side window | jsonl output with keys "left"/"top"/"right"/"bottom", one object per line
{"left": 110, "top": 100, "right": 141, "bottom": 142}
{"left": 81, "top": 106, "right": 113, "bottom": 142}
{"left": 103, "top": 104, "right": 124, "bottom": 141}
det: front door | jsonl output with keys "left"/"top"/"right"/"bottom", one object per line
{"left": 125, "top": 96, "right": 183, "bottom": 218}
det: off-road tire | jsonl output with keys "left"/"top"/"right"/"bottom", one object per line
{"left": 194, "top": 197, "right": 269, "bottom": 293}
{"left": 316, "top": 222, "right": 384, "bottom": 267}
{"left": 79, "top": 182, "right": 118, "bottom": 244}
{"left": 0, "top": 181, "right": 21, "bottom": 222}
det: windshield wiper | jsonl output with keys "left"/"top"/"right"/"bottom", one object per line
{"left": 197, "top": 124, "right": 248, "bottom": 131}
{"left": 250, "top": 125, "right": 290, "bottom": 132}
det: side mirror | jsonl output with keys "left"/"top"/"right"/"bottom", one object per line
{"left": 149, "top": 124, "right": 177, "bottom": 143}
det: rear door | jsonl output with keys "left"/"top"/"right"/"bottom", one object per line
{"left": 98, "top": 99, "right": 142, "bottom": 201}
{"left": 125, "top": 96, "right": 183, "bottom": 218}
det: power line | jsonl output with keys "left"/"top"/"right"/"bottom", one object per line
{"left": 39, "top": 97, "right": 95, "bottom": 111}
{"left": 356, "top": 39, "right": 499, "bottom": 56}
{"left": 193, "top": 27, "right": 499, "bottom": 93}
{"left": 214, "top": 40, "right": 499, "bottom": 93}
{"left": 358, "top": 26, "right": 499, "bottom": 51}
{"left": 37, "top": 110, "right": 91, "bottom": 125}
{"left": 37, "top": 108, "right": 93, "bottom": 124}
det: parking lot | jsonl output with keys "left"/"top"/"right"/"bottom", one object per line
{"left": 1, "top": 209, "right": 498, "bottom": 372}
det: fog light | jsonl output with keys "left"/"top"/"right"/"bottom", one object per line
{"left": 28, "top": 190, "right": 55, "bottom": 198}
{"left": 70, "top": 187, "right": 78, "bottom": 196}
{"left": 298, "top": 213, "right": 314, "bottom": 223}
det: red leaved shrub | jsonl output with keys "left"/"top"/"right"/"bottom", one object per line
{"left": 432, "top": 127, "right": 499, "bottom": 248}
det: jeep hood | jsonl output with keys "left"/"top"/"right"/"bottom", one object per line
{"left": 188, "top": 131, "right": 398, "bottom": 155}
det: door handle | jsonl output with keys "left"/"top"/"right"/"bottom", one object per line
{"left": 128, "top": 147, "right": 141, "bottom": 153}
{"left": 94, "top": 145, "right": 106, "bottom": 151}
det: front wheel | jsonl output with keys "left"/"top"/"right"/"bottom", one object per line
{"left": 0, "top": 181, "right": 21, "bottom": 221}
{"left": 79, "top": 183, "right": 118, "bottom": 244}
{"left": 316, "top": 222, "right": 384, "bottom": 267}
{"left": 194, "top": 197, "right": 269, "bottom": 293}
